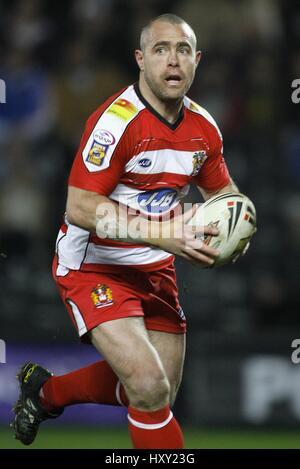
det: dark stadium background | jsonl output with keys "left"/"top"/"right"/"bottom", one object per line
{"left": 0, "top": 0, "right": 300, "bottom": 449}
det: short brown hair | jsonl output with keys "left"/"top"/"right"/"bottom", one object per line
{"left": 140, "top": 14, "right": 197, "bottom": 51}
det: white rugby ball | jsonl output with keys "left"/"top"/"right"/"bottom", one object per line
{"left": 188, "top": 192, "right": 257, "bottom": 267}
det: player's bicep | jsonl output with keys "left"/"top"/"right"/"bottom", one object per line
{"left": 67, "top": 186, "right": 101, "bottom": 212}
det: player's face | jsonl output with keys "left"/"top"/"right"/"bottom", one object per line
{"left": 138, "top": 22, "right": 201, "bottom": 102}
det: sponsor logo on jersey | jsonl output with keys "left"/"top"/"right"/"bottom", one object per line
{"left": 91, "top": 284, "right": 113, "bottom": 308}
{"left": 138, "top": 158, "right": 152, "bottom": 168}
{"left": 94, "top": 129, "right": 115, "bottom": 145}
{"left": 107, "top": 98, "right": 138, "bottom": 121}
{"left": 86, "top": 129, "right": 115, "bottom": 166}
{"left": 137, "top": 188, "right": 177, "bottom": 213}
{"left": 191, "top": 150, "right": 208, "bottom": 176}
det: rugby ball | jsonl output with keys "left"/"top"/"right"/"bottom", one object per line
{"left": 188, "top": 192, "right": 256, "bottom": 267}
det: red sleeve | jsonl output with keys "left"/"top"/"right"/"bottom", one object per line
{"left": 68, "top": 93, "right": 131, "bottom": 196}
{"left": 193, "top": 125, "right": 230, "bottom": 192}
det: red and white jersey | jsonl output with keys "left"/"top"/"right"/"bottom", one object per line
{"left": 55, "top": 83, "right": 230, "bottom": 273}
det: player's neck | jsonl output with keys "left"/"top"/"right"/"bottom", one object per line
{"left": 138, "top": 78, "right": 183, "bottom": 125}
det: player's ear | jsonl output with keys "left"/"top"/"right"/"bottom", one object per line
{"left": 135, "top": 49, "right": 144, "bottom": 71}
{"left": 195, "top": 50, "right": 202, "bottom": 68}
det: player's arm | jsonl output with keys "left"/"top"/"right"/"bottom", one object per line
{"left": 66, "top": 186, "right": 115, "bottom": 233}
{"left": 66, "top": 185, "right": 153, "bottom": 241}
{"left": 197, "top": 177, "right": 239, "bottom": 201}
{"left": 66, "top": 185, "right": 219, "bottom": 266}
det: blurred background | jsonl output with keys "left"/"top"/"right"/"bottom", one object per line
{"left": 0, "top": 0, "right": 300, "bottom": 449}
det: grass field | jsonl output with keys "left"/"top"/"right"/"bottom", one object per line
{"left": 1, "top": 426, "right": 300, "bottom": 449}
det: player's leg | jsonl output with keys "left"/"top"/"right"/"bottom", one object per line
{"left": 89, "top": 317, "right": 168, "bottom": 410}
{"left": 39, "top": 263, "right": 185, "bottom": 413}
{"left": 12, "top": 264, "right": 184, "bottom": 447}
{"left": 38, "top": 264, "right": 142, "bottom": 410}
{"left": 12, "top": 315, "right": 184, "bottom": 448}
{"left": 40, "top": 329, "right": 185, "bottom": 411}
{"left": 142, "top": 265, "right": 186, "bottom": 407}
{"left": 11, "top": 266, "right": 136, "bottom": 445}
{"left": 89, "top": 317, "right": 184, "bottom": 448}
{"left": 148, "top": 330, "right": 185, "bottom": 407}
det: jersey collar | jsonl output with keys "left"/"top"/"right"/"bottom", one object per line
{"left": 134, "top": 82, "right": 185, "bottom": 131}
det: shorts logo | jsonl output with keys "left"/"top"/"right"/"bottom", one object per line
{"left": 86, "top": 129, "right": 115, "bottom": 167}
{"left": 137, "top": 188, "right": 177, "bottom": 213}
{"left": 107, "top": 99, "right": 138, "bottom": 121}
{"left": 91, "top": 284, "right": 113, "bottom": 308}
{"left": 191, "top": 150, "right": 208, "bottom": 176}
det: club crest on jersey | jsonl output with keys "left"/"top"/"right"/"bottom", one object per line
{"left": 137, "top": 188, "right": 177, "bottom": 213}
{"left": 91, "top": 284, "right": 113, "bottom": 308}
{"left": 191, "top": 150, "right": 208, "bottom": 176}
{"left": 86, "top": 129, "right": 115, "bottom": 166}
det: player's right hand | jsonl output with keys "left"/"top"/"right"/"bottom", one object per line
{"left": 149, "top": 205, "right": 220, "bottom": 267}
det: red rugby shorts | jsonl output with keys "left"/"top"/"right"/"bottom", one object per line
{"left": 52, "top": 256, "right": 186, "bottom": 341}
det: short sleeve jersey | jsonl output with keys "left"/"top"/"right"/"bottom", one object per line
{"left": 56, "top": 83, "right": 230, "bottom": 273}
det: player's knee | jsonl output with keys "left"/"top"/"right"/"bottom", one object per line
{"left": 128, "top": 372, "right": 170, "bottom": 410}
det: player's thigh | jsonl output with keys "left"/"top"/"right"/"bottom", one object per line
{"left": 148, "top": 330, "right": 186, "bottom": 403}
{"left": 89, "top": 317, "right": 170, "bottom": 400}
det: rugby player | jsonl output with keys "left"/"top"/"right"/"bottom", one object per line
{"left": 13, "top": 14, "right": 239, "bottom": 448}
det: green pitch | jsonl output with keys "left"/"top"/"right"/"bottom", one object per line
{"left": 1, "top": 426, "right": 300, "bottom": 449}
